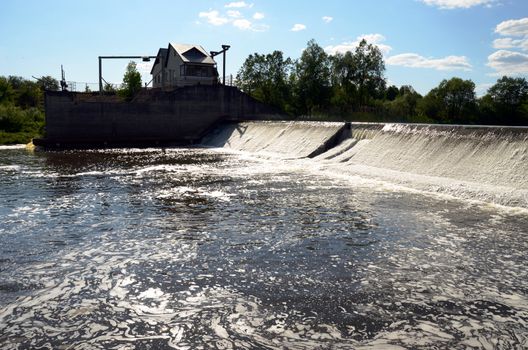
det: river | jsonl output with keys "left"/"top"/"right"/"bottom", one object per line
{"left": 0, "top": 145, "right": 527, "bottom": 349}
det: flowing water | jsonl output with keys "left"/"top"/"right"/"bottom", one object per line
{"left": 0, "top": 131, "right": 527, "bottom": 349}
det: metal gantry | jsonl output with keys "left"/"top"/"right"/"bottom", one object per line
{"left": 98, "top": 56, "right": 157, "bottom": 95}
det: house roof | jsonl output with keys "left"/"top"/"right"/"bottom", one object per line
{"left": 150, "top": 48, "right": 168, "bottom": 74}
{"left": 169, "top": 43, "right": 216, "bottom": 65}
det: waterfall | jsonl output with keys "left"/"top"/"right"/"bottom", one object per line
{"left": 204, "top": 121, "right": 528, "bottom": 207}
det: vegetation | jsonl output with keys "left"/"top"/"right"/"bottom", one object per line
{"left": 0, "top": 76, "right": 53, "bottom": 144}
{"left": 236, "top": 39, "right": 528, "bottom": 125}
{"left": 118, "top": 61, "right": 142, "bottom": 101}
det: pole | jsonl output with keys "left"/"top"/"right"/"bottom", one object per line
{"left": 98, "top": 56, "right": 102, "bottom": 95}
{"left": 222, "top": 50, "right": 226, "bottom": 86}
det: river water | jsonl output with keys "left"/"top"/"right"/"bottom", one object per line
{"left": 0, "top": 146, "right": 527, "bottom": 349}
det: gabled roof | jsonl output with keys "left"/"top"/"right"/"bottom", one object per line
{"left": 169, "top": 43, "right": 216, "bottom": 65}
{"left": 150, "top": 48, "right": 168, "bottom": 74}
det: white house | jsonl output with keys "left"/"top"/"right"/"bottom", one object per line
{"left": 150, "top": 43, "right": 218, "bottom": 88}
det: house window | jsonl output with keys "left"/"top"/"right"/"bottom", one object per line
{"left": 183, "top": 65, "right": 213, "bottom": 77}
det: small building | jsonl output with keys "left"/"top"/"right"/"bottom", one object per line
{"left": 150, "top": 43, "right": 218, "bottom": 88}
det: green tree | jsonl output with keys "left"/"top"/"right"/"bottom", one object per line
{"left": 37, "top": 76, "right": 60, "bottom": 91}
{"left": 293, "top": 39, "right": 331, "bottom": 115}
{"left": 418, "top": 78, "right": 476, "bottom": 123}
{"left": 349, "top": 39, "right": 386, "bottom": 108}
{"left": 0, "top": 77, "right": 14, "bottom": 105}
{"left": 236, "top": 51, "right": 293, "bottom": 112}
{"left": 485, "top": 76, "right": 528, "bottom": 125}
{"left": 104, "top": 82, "right": 116, "bottom": 93}
{"left": 384, "top": 85, "right": 422, "bottom": 121}
{"left": 119, "top": 61, "right": 142, "bottom": 100}
{"left": 385, "top": 85, "right": 399, "bottom": 101}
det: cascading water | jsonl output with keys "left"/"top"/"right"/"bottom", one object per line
{"left": 207, "top": 121, "right": 528, "bottom": 208}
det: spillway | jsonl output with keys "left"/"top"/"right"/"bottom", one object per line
{"left": 205, "top": 121, "right": 528, "bottom": 208}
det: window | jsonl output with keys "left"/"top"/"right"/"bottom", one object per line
{"left": 182, "top": 65, "right": 213, "bottom": 77}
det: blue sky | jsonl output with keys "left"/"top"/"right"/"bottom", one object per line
{"left": 1, "top": 0, "right": 527, "bottom": 95}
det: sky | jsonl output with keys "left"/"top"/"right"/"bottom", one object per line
{"left": 1, "top": 0, "right": 527, "bottom": 96}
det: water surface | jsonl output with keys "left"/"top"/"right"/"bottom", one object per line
{"left": 0, "top": 147, "right": 527, "bottom": 349}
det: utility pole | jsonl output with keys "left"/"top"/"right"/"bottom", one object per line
{"left": 210, "top": 45, "right": 230, "bottom": 85}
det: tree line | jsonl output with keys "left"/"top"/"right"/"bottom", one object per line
{"left": 0, "top": 75, "right": 55, "bottom": 144}
{"left": 236, "top": 39, "right": 528, "bottom": 126}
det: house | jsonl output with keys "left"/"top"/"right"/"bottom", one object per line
{"left": 150, "top": 43, "right": 218, "bottom": 88}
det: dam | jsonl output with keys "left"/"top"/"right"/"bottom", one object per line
{"left": 1, "top": 119, "right": 527, "bottom": 348}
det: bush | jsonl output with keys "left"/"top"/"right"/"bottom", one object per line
{"left": 0, "top": 104, "right": 44, "bottom": 144}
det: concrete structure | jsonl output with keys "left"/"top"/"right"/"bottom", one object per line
{"left": 36, "top": 85, "right": 286, "bottom": 148}
{"left": 151, "top": 43, "right": 218, "bottom": 88}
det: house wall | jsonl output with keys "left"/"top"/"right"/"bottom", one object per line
{"left": 40, "top": 85, "right": 286, "bottom": 147}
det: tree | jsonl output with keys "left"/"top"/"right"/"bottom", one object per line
{"left": 349, "top": 39, "right": 386, "bottom": 107}
{"left": 37, "top": 76, "right": 60, "bottom": 91}
{"left": 0, "top": 77, "right": 14, "bottom": 105}
{"left": 119, "top": 61, "right": 142, "bottom": 100}
{"left": 385, "top": 85, "right": 399, "bottom": 101}
{"left": 485, "top": 76, "right": 528, "bottom": 125}
{"left": 236, "top": 51, "right": 293, "bottom": 112}
{"left": 293, "top": 39, "right": 331, "bottom": 115}
{"left": 104, "top": 83, "right": 116, "bottom": 93}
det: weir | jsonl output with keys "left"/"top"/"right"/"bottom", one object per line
{"left": 204, "top": 121, "right": 528, "bottom": 208}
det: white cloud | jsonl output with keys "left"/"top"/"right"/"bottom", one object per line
{"left": 495, "top": 17, "right": 528, "bottom": 37}
{"left": 493, "top": 37, "right": 528, "bottom": 51}
{"left": 324, "top": 34, "right": 392, "bottom": 55}
{"left": 231, "top": 18, "right": 269, "bottom": 32}
{"left": 322, "top": 16, "right": 333, "bottom": 23}
{"left": 489, "top": 18, "right": 528, "bottom": 75}
{"left": 253, "top": 12, "right": 264, "bottom": 20}
{"left": 291, "top": 24, "right": 307, "bottom": 32}
{"left": 420, "top": 0, "right": 495, "bottom": 9}
{"left": 198, "top": 7, "right": 268, "bottom": 31}
{"left": 386, "top": 53, "right": 472, "bottom": 70}
{"left": 225, "top": 1, "right": 252, "bottom": 8}
{"left": 198, "top": 10, "right": 229, "bottom": 26}
{"left": 487, "top": 49, "right": 528, "bottom": 75}
{"left": 233, "top": 19, "right": 252, "bottom": 30}
{"left": 227, "top": 10, "right": 242, "bottom": 18}
{"left": 135, "top": 61, "right": 154, "bottom": 75}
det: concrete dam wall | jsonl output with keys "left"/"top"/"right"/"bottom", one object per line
{"left": 205, "top": 121, "right": 528, "bottom": 208}
{"left": 39, "top": 86, "right": 284, "bottom": 147}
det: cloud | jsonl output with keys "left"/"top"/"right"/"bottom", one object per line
{"left": 495, "top": 17, "right": 528, "bottom": 37}
{"left": 198, "top": 7, "right": 268, "bottom": 31}
{"left": 233, "top": 19, "right": 252, "bottom": 30}
{"left": 419, "top": 0, "right": 494, "bottom": 9}
{"left": 225, "top": 1, "right": 252, "bottom": 8}
{"left": 386, "top": 53, "right": 472, "bottom": 70}
{"left": 487, "top": 49, "right": 528, "bottom": 75}
{"left": 291, "top": 24, "right": 306, "bottom": 32}
{"left": 493, "top": 37, "right": 528, "bottom": 51}
{"left": 227, "top": 10, "right": 242, "bottom": 18}
{"left": 198, "top": 10, "right": 229, "bottom": 26}
{"left": 324, "top": 34, "right": 392, "bottom": 55}
{"left": 322, "top": 16, "right": 333, "bottom": 23}
{"left": 489, "top": 18, "right": 528, "bottom": 75}
{"left": 232, "top": 19, "right": 269, "bottom": 31}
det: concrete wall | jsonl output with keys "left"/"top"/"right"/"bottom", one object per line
{"left": 41, "top": 85, "right": 285, "bottom": 147}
